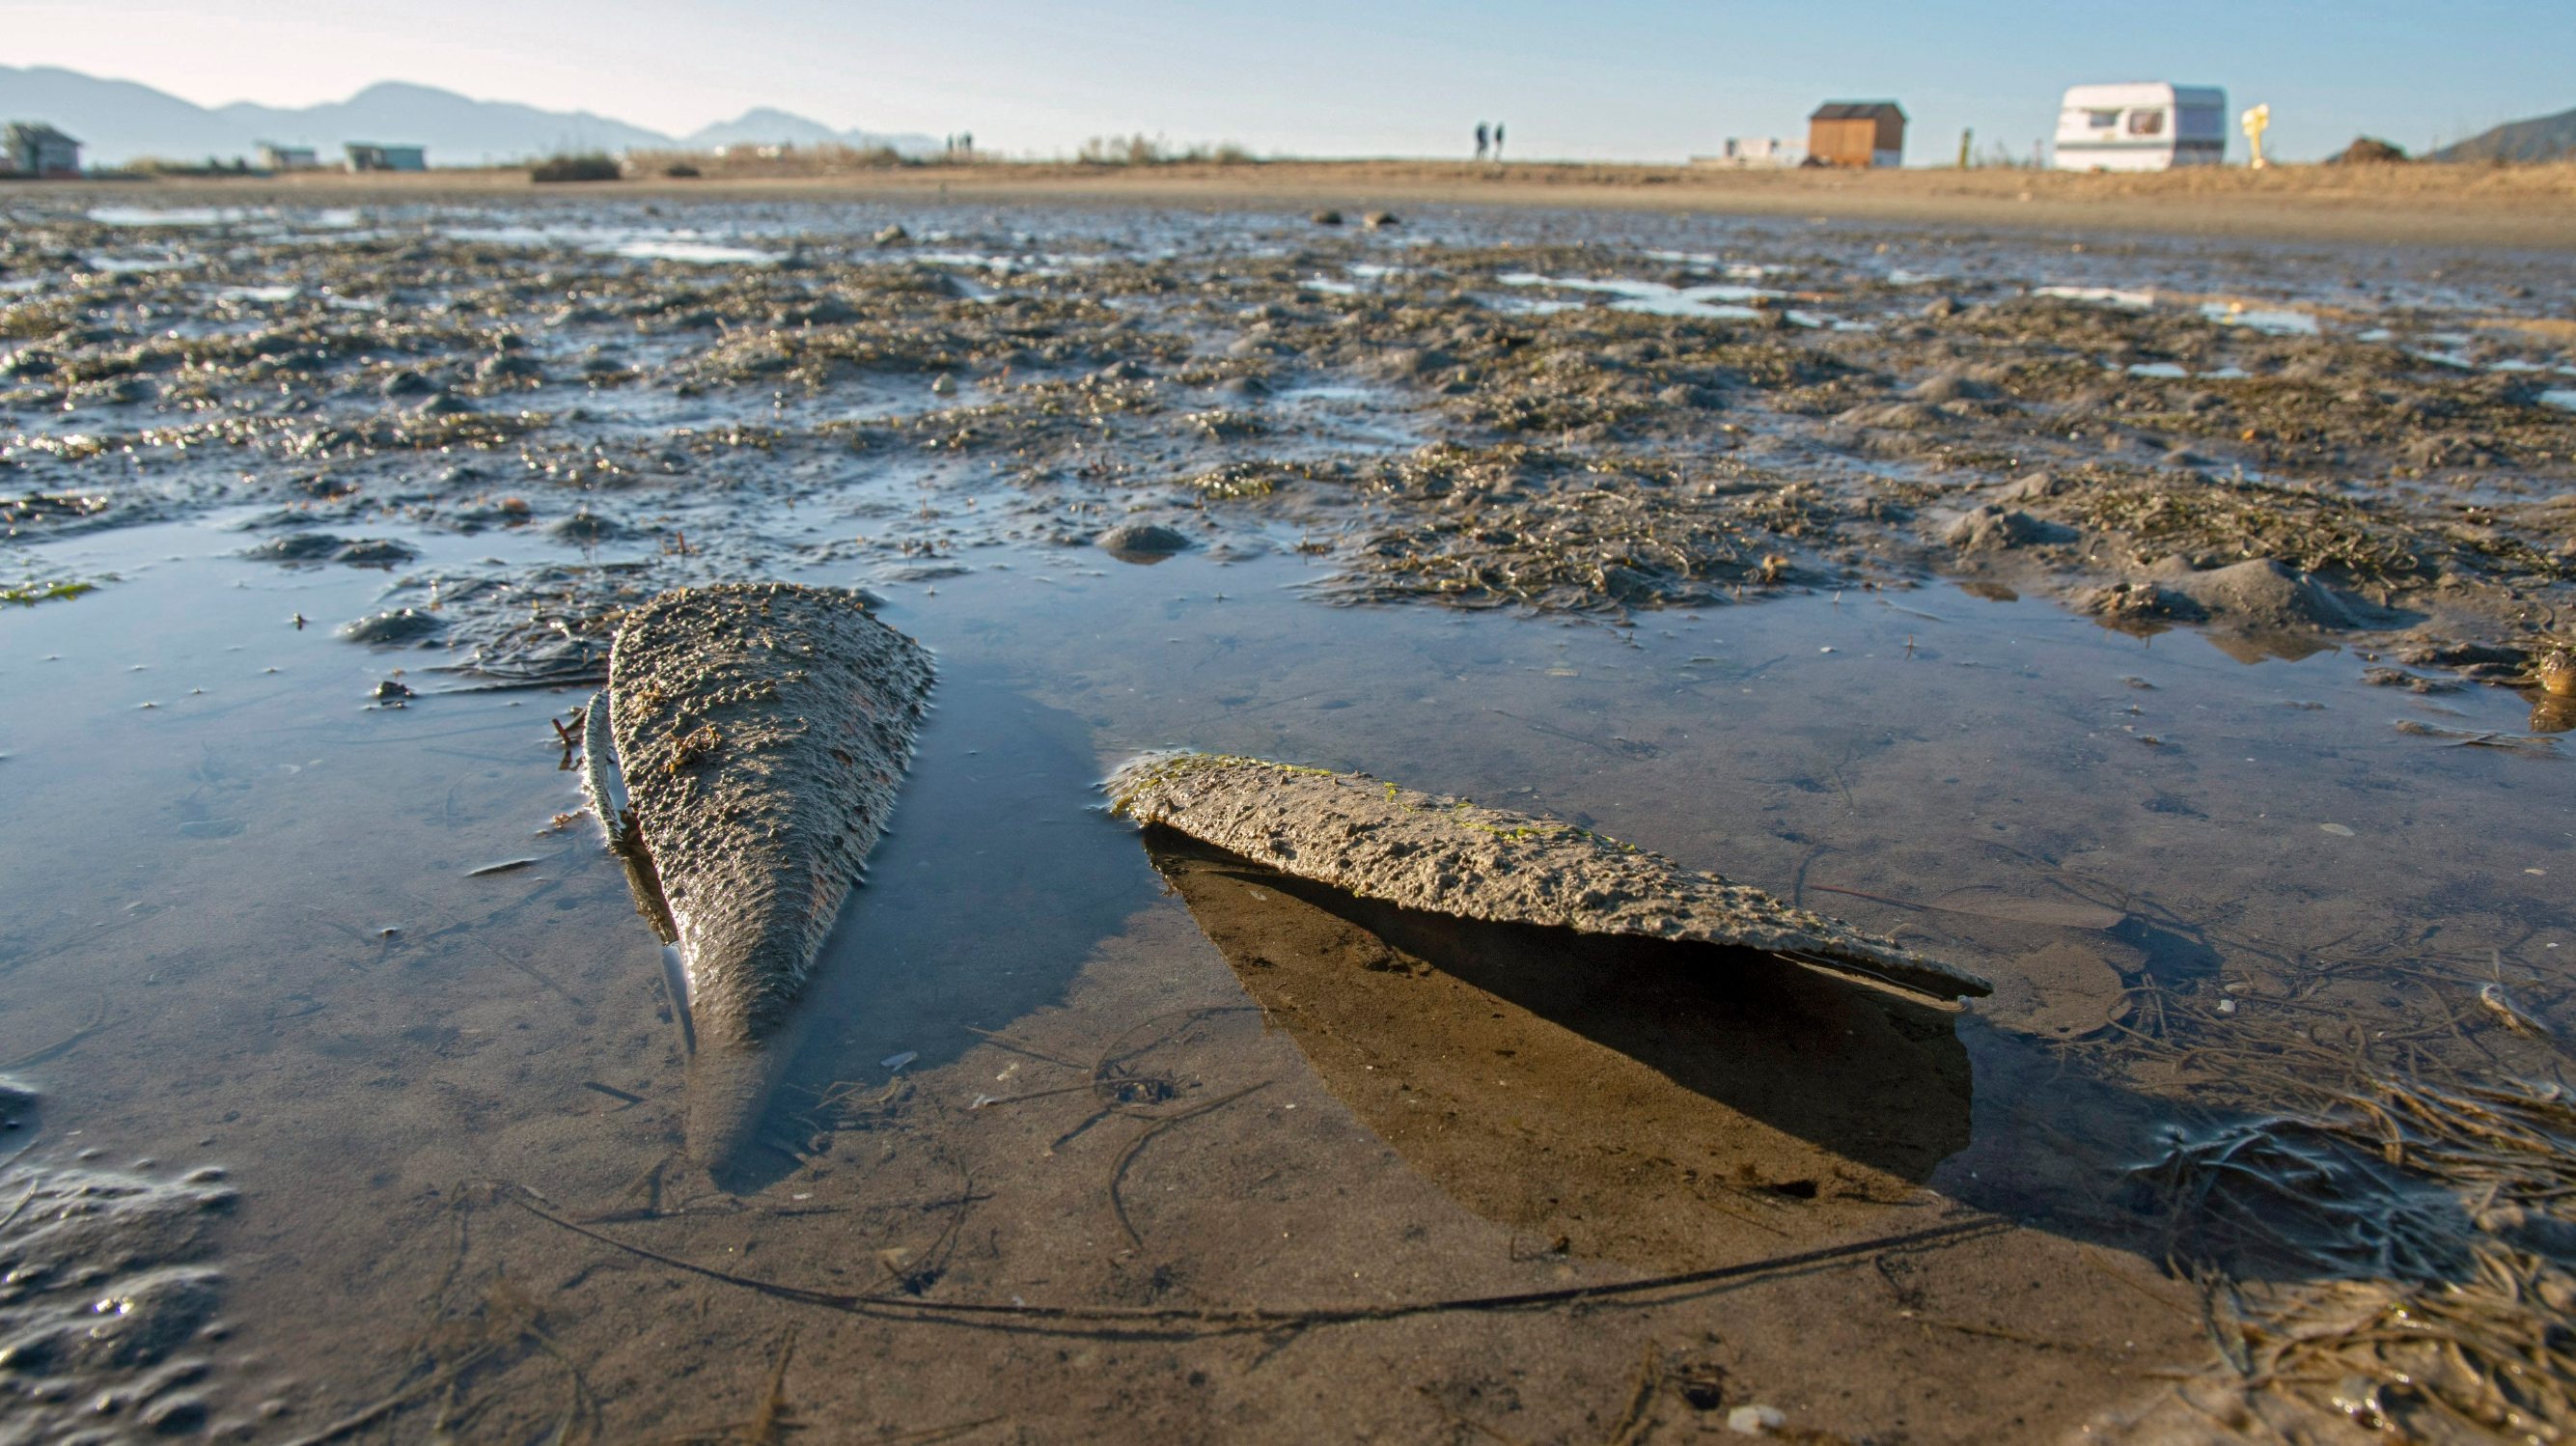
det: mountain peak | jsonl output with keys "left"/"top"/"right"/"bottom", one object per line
{"left": 0, "top": 64, "right": 933, "bottom": 165}
{"left": 2427, "top": 104, "right": 2576, "bottom": 164}
{"left": 346, "top": 79, "right": 461, "bottom": 101}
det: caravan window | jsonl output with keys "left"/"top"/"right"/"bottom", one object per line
{"left": 2086, "top": 109, "right": 2120, "bottom": 129}
{"left": 2127, "top": 108, "right": 2167, "bottom": 137}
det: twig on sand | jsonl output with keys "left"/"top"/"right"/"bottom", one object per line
{"left": 1416, "top": 1387, "right": 1533, "bottom": 1446}
{"left": 273, "top": 1344, "right": 502, "bottom": 1446}
{"left": 1107, "top": 1080, "right": 1270, "bottom": 1248}
{"left": 508, "top": 1188, "right": 2003, "bottom": 1340}
{"left": 747, "top": 1326, "right": 795, "bottom": 1444}
{"left": 1602, "top": 1341, "right": 1662, "bottom": 1446}
{"left": 2, "top": 993, "right": 110, "bottom": 1071}
{"left": 959, "top": 1024, "right": 1089, "bottom": 1071}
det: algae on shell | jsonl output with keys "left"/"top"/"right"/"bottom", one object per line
{"left": 1107, "top": 752, "right": 1989, "bottom": 1001}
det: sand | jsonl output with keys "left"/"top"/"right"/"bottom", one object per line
{"left": 24, "top": 155, "right": 2576, "bottom": 251}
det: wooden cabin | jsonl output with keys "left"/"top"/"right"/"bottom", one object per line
{"left": 345, "top": 142, "right": 428, "bottom": 173}
{"left": 1807, "top": 101, "right": 1905, "bottom": 168}
{"left": 3, "top": 123, "right": 82, "bottom": 179}
{"left": 259, "top": 142, "right": 321, "bottom": 172}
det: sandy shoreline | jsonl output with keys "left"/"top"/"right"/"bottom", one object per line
{"left": 17, "top": 157, "right": 2576, "bottom": 251}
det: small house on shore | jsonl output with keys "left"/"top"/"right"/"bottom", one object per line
{"left": 2054, "top": 84, "right": 2227, "bottom": 170}
{"left": 259, "top": 142, "right": 321, "bottom": 172}
{"left": 4, "top": 123, "right": 82, "bottom": 179}
{"left": 345, "top": 142, "right": 427, "bottom": 172}
{"left": 1807, "top": 102, "right": 1905, "bottom": 167}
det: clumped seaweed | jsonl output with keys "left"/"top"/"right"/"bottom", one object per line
{"left": 2047, "top": 468, "right": 2426, "bottom": 587}
{"left": 3, "top": 199, "right": 2570, "bottom": 686}
{"left": 0, "top": 577, "right": 97, "bottom": 606}
{"left": 2045, "top": 913, "right": 2576, "bottom": 1442}
{"left": 2135, "top": 1075, "right": 2576, "bottom": 1443}
{"left": 1324, "top": 443, "right": 1832, "bottom": 611}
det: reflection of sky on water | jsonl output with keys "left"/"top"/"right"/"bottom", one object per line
{"left": 443, "top": 224, "right": 776, "bottom": 264}
{"left": 1495, "top": 270, "right": 1809, "bottom": 322}
{"left": 2200, "top": 301, "right": 2320, "bottom": 336}
{"left": 2034, "top": 284, "right": 2156, "bottom": 308}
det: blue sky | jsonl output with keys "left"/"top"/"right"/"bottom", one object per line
{"left": 19, "top": 0, "right": 2572, "bottom": 161}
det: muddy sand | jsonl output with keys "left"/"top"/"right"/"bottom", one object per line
{"left": 39, "top": 158, "right": 2576, "bottom": 252}
{"left": 0, "top": 187, "right": 2570, "bottom": 1443}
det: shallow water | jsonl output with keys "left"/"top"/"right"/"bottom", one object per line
{"left": 2, "top": 196, "right": 2571, "bottom": 1442}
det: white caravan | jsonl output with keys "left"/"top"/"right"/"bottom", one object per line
{"left": 2054, "top": 83, "right": 2227, "bottom": 171}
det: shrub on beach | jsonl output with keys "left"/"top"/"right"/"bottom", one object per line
{"left": 621, "top": 144, "right": 911, "bottom": 178}
{"left": 531, "top": 153, "right": 623, "bottom": 183}
{"left": 1073, "top": 135, "right": 1256, "bottom": 166}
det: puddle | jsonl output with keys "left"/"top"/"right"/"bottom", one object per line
{"left": 84, "top": 255, "right": 186, "bottom": 274}
{"left": 1496, "top": 271, "right": 1791, "bottom": 320}
{"left": 2126, "top": 362, "right": 2251, "bottom": 380}
{"left": 2033, "top": 285, "right": 2156, "bottom": 308}
{"left": 2199, "top": 301, "right": 2321, "bottom": 336}
{"left": 442, "top": 223, "right": 777, "bottom": 264}
{"left": 85, "top": 206, "right": 257, "bottom": 228}
{"left": 9, "top": 500, "right": 2568, "bottom": 1434}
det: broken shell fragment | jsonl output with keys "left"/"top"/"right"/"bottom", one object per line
{"left": 1106, "top": 753, "right": 1989, "bottom": 1001}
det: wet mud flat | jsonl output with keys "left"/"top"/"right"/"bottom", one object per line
{"left": 0, "top": 196, "right": 2571, "bottom": 1442}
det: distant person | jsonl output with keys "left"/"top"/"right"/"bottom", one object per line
{"left": 1493, "top": 123, "right": 1506, "bottom": 161}
{"left": 1475, "top": 123, "right": 1489, "bottom": 160}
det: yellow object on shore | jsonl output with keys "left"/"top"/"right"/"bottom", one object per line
{"left": 2242, "top": 103, "right": 2272, "bottom": 169}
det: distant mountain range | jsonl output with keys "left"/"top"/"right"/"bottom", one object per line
{"left": 0, "top": 66, "right": 938, "bottom": 166}
{"left": 2428, "top": 105, "right": 2576, "bottom": 164}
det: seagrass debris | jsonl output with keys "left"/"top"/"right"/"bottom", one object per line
{"left": 1105, "top": 753, "right": 1988, "bottom": 1001}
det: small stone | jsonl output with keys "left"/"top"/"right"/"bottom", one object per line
{"left": 332, "top": 539, "right": 418, "bottom": 566}
{"left": 475, "top": 352, "right": 543, "bottom": 383}
{"left": 1727, "top": 1404, "right": 1786, "bottom": 1434}
{"left": 1094, "top": 522, "right": 1194, "bottom": 558}
{"left": 337, "top": 609, "right": 446, "bottom": 646}
{"left": 1945, "top": 505, "right": 2074, "bottom": 551}
{"left": 243, "top": 533, "right": 346, "bottom": 563}
{"left": 547, "top": 513, "right": 625, "bottom": 544}
{"left": 410, "top": 390, "right": 475, "bottom": 417}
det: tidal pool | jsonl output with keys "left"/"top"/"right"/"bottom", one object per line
{"left": 1, "top": 196, "right": 2570, "bottom": 1442}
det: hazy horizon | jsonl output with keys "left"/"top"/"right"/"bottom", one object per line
{"left": 13, "top": 0, "right": 2573, "bottom": 164}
